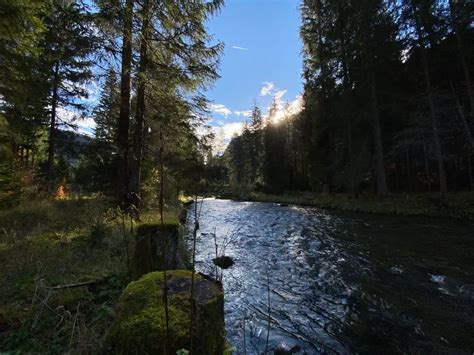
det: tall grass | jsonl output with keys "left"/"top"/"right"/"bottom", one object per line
{"left": 0, "top": 195, "right": 133, "bottom": 352}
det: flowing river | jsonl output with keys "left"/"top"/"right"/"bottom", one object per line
{"left": 186, "top": 198, "right": 474, "bottom": 354}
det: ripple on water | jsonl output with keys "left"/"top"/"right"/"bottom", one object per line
{"left": 187, "top": 198, "right": 474, "bottom": 354}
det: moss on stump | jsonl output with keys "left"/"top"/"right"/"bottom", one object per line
{"left": 108, "top": 270, "right": 225, "bottom": 354}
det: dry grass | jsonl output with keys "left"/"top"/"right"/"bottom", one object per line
{"left": 0, "top": 194, "right": 181, "bottom": 353}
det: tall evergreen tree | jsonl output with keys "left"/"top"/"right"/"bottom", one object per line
{"left": 126, "top": 0, "right": 224, "bottom": 205}
{"left": 42, "top": 0, "right": 94, "bottom": 189}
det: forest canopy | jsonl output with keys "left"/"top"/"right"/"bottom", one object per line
{"left": 0, "top": 0, "right": 223, "bottom": 207}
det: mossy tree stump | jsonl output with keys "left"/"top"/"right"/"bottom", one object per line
{"left": 109, "top": 270, "right": 225, "bottom": 354}
{"left": 132, "top": 223, "right": 182, "bottom": 280}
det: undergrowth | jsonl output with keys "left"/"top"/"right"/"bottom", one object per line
{"left": 0, "top": 193, "right": 180, "bottom": 353}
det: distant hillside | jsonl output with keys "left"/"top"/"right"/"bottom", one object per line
{"left": 56, "top": 129, "right": 92, "bottom": 166}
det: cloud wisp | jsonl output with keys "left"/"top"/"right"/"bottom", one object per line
{"left": 260, "top": 81, "right": 274, "bottom": 96}
{"left": 57, "top": 106, "right": 96, "bottom": 136}
{"left": 232, "top": 45, "right": 249, "bottom": 51}
{"left": 208, "top": 103, "right": 232, "bottom": 117}
{"left": 234, "top": 110, "right": 252, "bottom": 117}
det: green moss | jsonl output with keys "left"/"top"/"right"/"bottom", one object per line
{"left": 109, "top": 270, "right": 225, "bottom": 354}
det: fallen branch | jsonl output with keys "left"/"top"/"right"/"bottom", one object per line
{"left": 43, "top": 279, "right": 105, "bottom": 290}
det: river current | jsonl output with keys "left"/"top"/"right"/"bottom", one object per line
{"left": 186, "top": 198, "right": 474, "bottom": 354}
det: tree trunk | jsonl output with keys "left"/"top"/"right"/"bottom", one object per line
{"left": 128, "top": 0, "right": 150, "bottom": 204}
{"left": 116, "top": 0, "right": 134, "bottom": 200}
{"left": 411, "top": 0, "right": 447, "bottom": 196}
{"left": 450, "top": 81, "right": 474, "bottom": 149}
{"left": 341, "top": 30, "right": 355, "bottom": 196}
{"left": 369, "top": 73, "right": 388, "bottom": 196}
{"left": 468, "top": 153, "right": 473, "bottom": 190}
{"left": 47, "top": 61, "right": 60, "bottom": 191}
{"left": 403, "top": 131, "right": 412, "bottom": 192}
{"left": 449, "top": 0, "right": 474, "bottom": 117}
{"left": 422, "top": 135, "right": 432, "bottom": 192}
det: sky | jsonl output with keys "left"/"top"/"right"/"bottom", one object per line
{"left": 204, "top": 0, "right": 303, "bottom": 143}
{"left": 66, "top": 0, "right": 303, "bottom": 146}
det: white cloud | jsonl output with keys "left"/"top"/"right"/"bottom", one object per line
{"left": 274, "top": 89, "right": 287, "bottom": 101}
{"left": 57, "top": 106, "right": 96, "bottom": 136}
{"left": 208, "top": 103, "right": 231, "bottom": 117}
{"left": 260, "top": 82, "right": 274, "bottom": 96}
{"left": 269, "top": 95, "right": 303, "bottom": 124}
{"left": 76, "top": 117, "right": 97, "bottom": 136}
{"left": 195, "top": 122, "right": 244, "bottom": 155}
{"left": 288, "top": 95, "right": 303, "bottom": 115}
{"left": 234, "top": 110, "right": 252, "bottom": 117}
{"left": 232, "top": 45, "right": 249, "bottom": 51}
{"left": 220, "top": 122, "right": 244, "bottom": 139}
{"left": 57, "top": 106, "right": 76, "bottom": 122}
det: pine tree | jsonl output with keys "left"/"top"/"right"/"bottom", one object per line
{"left": 116, "top": 0, "right": 134, "bottom": 199}
{"left": 126, "top": 0, "right": 224, "bottom": 204}
{"left": 405, "top": 0, "right": 447, "bottom": 195}
{"left": 93, "top": 69, "right": 120, "bottom": 145}
{"left": 42, "top": 0, "right": 95, "bottom": 189}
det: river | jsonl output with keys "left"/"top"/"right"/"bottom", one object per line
{"left": 186, "top": 198, "right": 474, "bottom": 354}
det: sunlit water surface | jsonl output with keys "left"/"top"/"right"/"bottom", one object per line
{"left": 186, "top": 198, "right": 474, "bottom": 354}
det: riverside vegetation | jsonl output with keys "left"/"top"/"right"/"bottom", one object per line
{"left": 220, "top": 190, "right": 474, "bottom": 220}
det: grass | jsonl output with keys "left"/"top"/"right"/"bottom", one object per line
{"left": 224, "top": 190, "right": 474, "bottom": 220}
{"left": 0, "top": 193, "right": 181, "bottom": 353}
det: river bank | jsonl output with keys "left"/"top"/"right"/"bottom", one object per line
{"left": 218, "top": 190, "right": 474, "bottom": 220}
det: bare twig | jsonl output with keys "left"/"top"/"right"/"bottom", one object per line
{"left": 213, "top": 228, "right": 218, "bottom": 280}
{"left": 69, "top": 302, "right": 80, "bottom": 351}
{"left": 243, "top": 316, "right": 247, "bottom": 355}
{"left": 30, "top": 290, "right": 53, "bottom": 330}
{"left": 218, "top": 226, "right": 241, "bottom": 257}
{"left": 30, "top": 284, "right": 39, "bottom": 310}
{"left": 189, "top": 191, "right": 200, "bottom": 354}
{"left": 158, "top": 133, "right": 169, "bottom": 355}
{"left": 121, "top": 211, "right": 131, "bottom": 280}
{"left": 42, "top": 279, "right": 103, "bottom": 290}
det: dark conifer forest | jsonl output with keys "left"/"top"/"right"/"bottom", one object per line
{"left": 224, "top": 0, "right": 474, "bottom": 198}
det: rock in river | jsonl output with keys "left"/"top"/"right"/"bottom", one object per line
{"left": 213, "top": 255, "right": 234, "bottom": 269}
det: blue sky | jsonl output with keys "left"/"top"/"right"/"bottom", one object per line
{"left": 204, "top": 0, "right": 303, "bottom": 141}
{"left": 69, "top": 0, "right": 303, "bottom": 140}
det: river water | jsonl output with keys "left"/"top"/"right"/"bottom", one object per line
{"left": 186, "top": 198, "right": 474, "bottom": 354}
